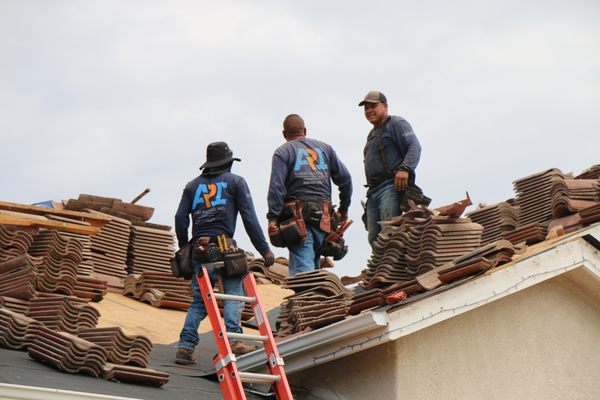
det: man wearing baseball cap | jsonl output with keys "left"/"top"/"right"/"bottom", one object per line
{"left": 359, "top": 91, "right": 422, "bottom": 245}
{"left": 173, "top": 141, "right": 274, "bottom": 364}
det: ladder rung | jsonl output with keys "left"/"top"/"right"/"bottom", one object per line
{"left": 214, "top": 293, "right": 256, "bottom": 303}
{"left": 238, "top": 371, "right": 281, "bottom": 384}
{"left": 228, "top": 332, "right": 268, "bottom": 342}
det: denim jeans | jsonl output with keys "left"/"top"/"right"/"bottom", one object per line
{"left": 288, "top": 225, "right": 327, "bottom": 276}
{"left": 177, "top": 256, "right": 244, "bottom": 350}
{"left": 366, "top": 182, "right": 403, "bottom": 246}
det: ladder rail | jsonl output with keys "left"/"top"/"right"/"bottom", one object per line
{"left": 196, "top": 269, "right": 247, "bottom": 400}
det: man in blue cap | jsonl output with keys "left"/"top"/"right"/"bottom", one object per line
{"left": 174, "top": 141, "right": 274, "bottom": 364}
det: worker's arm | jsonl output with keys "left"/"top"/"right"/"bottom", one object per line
{"left": 174, "top": 184, "right": 192, "bottom": 248}
{"left": 328, "top": 146, "right": 353, "bottom": 216}
{"left": 266, "top": 152, "right": 289, "bottom": 221}
{"left": 391, "top": 118, "right": 421, "bottom": 173}
{"left": 234, "top": 176, "right": 272, "bottom": 263}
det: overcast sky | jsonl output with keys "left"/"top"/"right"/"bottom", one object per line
{"left": 1, "top": 1, "right": 599, "bottom": 277}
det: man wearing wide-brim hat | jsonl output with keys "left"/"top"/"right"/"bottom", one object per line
{"left": 173, "top": 141, "right": 274, "bottom": 364}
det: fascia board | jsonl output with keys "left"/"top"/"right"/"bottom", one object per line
{"left": 0, "top": 383, "right": 142, "bottom": 400}
{"left": 237, "top": 308, "right": 388, "bottom": 374}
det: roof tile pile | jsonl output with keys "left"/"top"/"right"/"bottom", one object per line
{"left": 551, "top": 179, "right": 600, "bottom": 218}
{"left": 503, "top": 222, "right": 548, "bottom": 245}
{"left": 26, "top": 297, "right": 100, "bottom": 334}
{"left": 73, "top": 276, "right": 108, "bottom": 302}
{"left": 78, "top": 327, "right": 153, "bottom": 367}
{"left": 126, "top": 225, "right": 175, "bottom": 275}
{"left": 466, "top": 202, "right": 520, "bottom": 245}
{"left": 361, "top": 207, "right": 483, "bottom": 289}
{"left": 417, "top": 239, "right": 527, "bottom": 290}
{"left": 0, "top": 224, "right": 34, "bottom": 261}
{"left": 0, "top": 296, "right": 30, "bottom": 314}
{"left": 513, "top": 168, "right": 567, "bottom": 227}
{"left": 579, "top": 203, "right": 600, "bottom": 225}
{"left": 0, "top": 254, "right": 42, "bottom": 300}
{"left": 0, "top": 307, "right": 43, "bottom": 349}
{"left": 28, "top": 230, "right": 84, "bottom": 295}
{"left": 249, "top": 259, "right": 288, "bottom": 285}
{"left": 123, "top": 272, "right": 191, "bottom": 310}
{"left": 28, "top": 325, "right": 108, "bottom": 377}
{"left": 88, "top": 211, "right": 131, "bottom": 282}
{"left": 276, "top": 270, "right": 352, "bottom": 337}
{"left": 575, "top": 164, "right": 600, "bottom": 180}
{"left": 59, "top": 231, "right": 95, "bottom": 276}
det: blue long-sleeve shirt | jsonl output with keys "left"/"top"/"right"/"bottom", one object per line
{"left": 363, "top": 115, "right": 421, "bottom": 195}
{"left": 175, "top": 171, "right": 270, "bottom": 255}
{"left": 267, "top": 137, "right": 352, "bottom": 220}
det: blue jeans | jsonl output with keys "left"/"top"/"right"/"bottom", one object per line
{"left": 177, "top": 257, "right": 244, "bottom": 350}
{"left": 366, "top": 183, "right": 403, "bottom": 246}
{"left": 288, "top": 225, "right": 327, "bottom": 276}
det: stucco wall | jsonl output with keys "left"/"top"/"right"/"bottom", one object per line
{"left": 292, "top": 268, "right": 600, "bottom": 400}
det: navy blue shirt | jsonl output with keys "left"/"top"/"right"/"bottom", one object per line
{"left": 363, "top": 115, "right": 421, "bottom": 195}
{"left": 175, "top": 171, "right": 270, "bottom": 255}
{"left": 267, "top": 137, "right": 352, "bottom": 220}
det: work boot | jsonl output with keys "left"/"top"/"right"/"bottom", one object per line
{"left": 175, "top": 348, "right": 197, "bottom": 365}
{"left": 230, "top": 341, "right": 257, "bottom": 356}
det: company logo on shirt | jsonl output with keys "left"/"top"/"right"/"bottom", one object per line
{"left": 192, "top": 182, "right": 228, "bottom": 209}
{"left": 293, "top": 148, "right": 328, "bottom": 171}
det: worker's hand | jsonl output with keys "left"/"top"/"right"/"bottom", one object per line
{"left": 268, "top": 220, "right": 279, "bottom": 234}
{"left": 337, "top": 210, "right": 348, "bottom": 224}
{"left": 394, "top": 170, "right": 410, "bottom": 191}
{"left": 262, "top": 250, "right": 275, "bottom": 267}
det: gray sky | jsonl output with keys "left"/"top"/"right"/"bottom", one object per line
{"left": 1, "top": 1, "right": 599, "bottom": 277}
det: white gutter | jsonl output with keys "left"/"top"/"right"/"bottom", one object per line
{"left": 0, "top": 383, "right": 142, "bottom": 400}
{"left": 237, "top": 224, "right": 600, "bottom": 375}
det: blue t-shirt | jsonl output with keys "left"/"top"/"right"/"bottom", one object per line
{"left": 267, "top": 137, "right": 352, "bottom": 220}
{"left": 175, "top": 171, "right": 269, "bottom": 255}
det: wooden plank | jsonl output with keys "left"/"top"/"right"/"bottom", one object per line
{"left": 0, "top": 214, "right": 101, "bottom": 236}
{"left": 0, "top": 201, "right": 111, "bottom": 228}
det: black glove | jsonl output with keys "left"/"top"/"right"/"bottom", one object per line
{"left": 262, "top": 250, "right": 275, "bottom": 268}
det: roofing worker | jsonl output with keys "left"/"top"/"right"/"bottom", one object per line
{"left": 360, "top": 90, "right": 422, "bottom": 246}
{"left": 174, "top": 141, "right": 274, "bottom": 364}
{"left": 267, "top": 114, "right": 352, "bottom": 276}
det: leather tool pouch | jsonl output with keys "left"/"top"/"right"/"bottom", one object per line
{"left": 319, "top": 236, "right": 348, "bottom": 261}
{"left": 222, "top": 249, "right": 248, "bottom": 278}
{"left": 269, "top": 226, "right": 286, "bottom": 248}
{"left": 303, "top": 199, "right": 332, "bottom": 233}
{"left": 170, "top": 240, "right": 194, "bottom": 280}
{"left": 192, "top": 236, "right": 212, "bottom": 262}
{"left": 278, "top": 201, "right": 307, "bottom": 247}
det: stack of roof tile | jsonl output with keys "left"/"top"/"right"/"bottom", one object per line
{"left": 550, "top": 179, "right": 600, "bottom": 218}
{"left": 73, "top": 276, "right": 108, "bottom": 302}
{"left": 513, "top": 168, "right": 566, "bottom": 227}
{"left": 0, "top": 254, "right": 41, "bottom": 300}
{"left": 362, "top": 207, "right": 483, "bottom": 289}
{"left": 102, "top": 363, "right": 170, "bottom": 387}
{"left": 59, "top": 231, "right": 95, "bottom": 276}
{"left": 575, "top": 164, "right": 600, "bottom": 180}
{"left": 503, "top": 222, "right": 548, "bottom": 245}
{"left": 276, "top": 270, "right": 352, "bottom": 336}
{"left": 0, "top": 307, "right": 43, "bottom": 349}
{"left": 28, "top": 230, "right": 83, "bottom": 295}
{"left": 28, "top": 325, "right": 108, "bottom": 377}
{"left": 466, "top": 202, "right": 520, "bottom": 245}
{"left": 579, "top": 203, "right": 600, "bottom": 225}
{"left": 87, "top": 211, "right": 131, "bottom": 282}
{"left": 248, "top": 259, "right": 288, "bottom": 285}
{"left": 0, "top": 225, "right": 34, "bottom": 261}
{"left": 78, "top": 327, "right": 153, "bottom": 367}
{"left": 123, "top": 272, "right": 191, "bottom": 310}
{"left": 126, "top": 225, "right": 175, "bottom": 275}
{"left": 417, "top": 240, "right": 527, "bottom": 290}
{"left": 26, "top": 297, "right": 100, "bottom": 334}
{"left": 0, "top": 296, "right": 30, "bottom": 314}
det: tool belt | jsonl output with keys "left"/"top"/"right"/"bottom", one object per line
{"left": 193, "top": 235, "right": 248, "bottom": 278}
{"left": 269, "top": 200, "right": 307, "bottom": 248}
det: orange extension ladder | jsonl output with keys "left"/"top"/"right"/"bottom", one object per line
{"left": 197, "top": 264, "right": 293, "bottom": 400}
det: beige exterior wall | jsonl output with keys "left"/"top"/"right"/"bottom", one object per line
{"left": 292, "top": 267, "right": 600, "bottom": 400}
